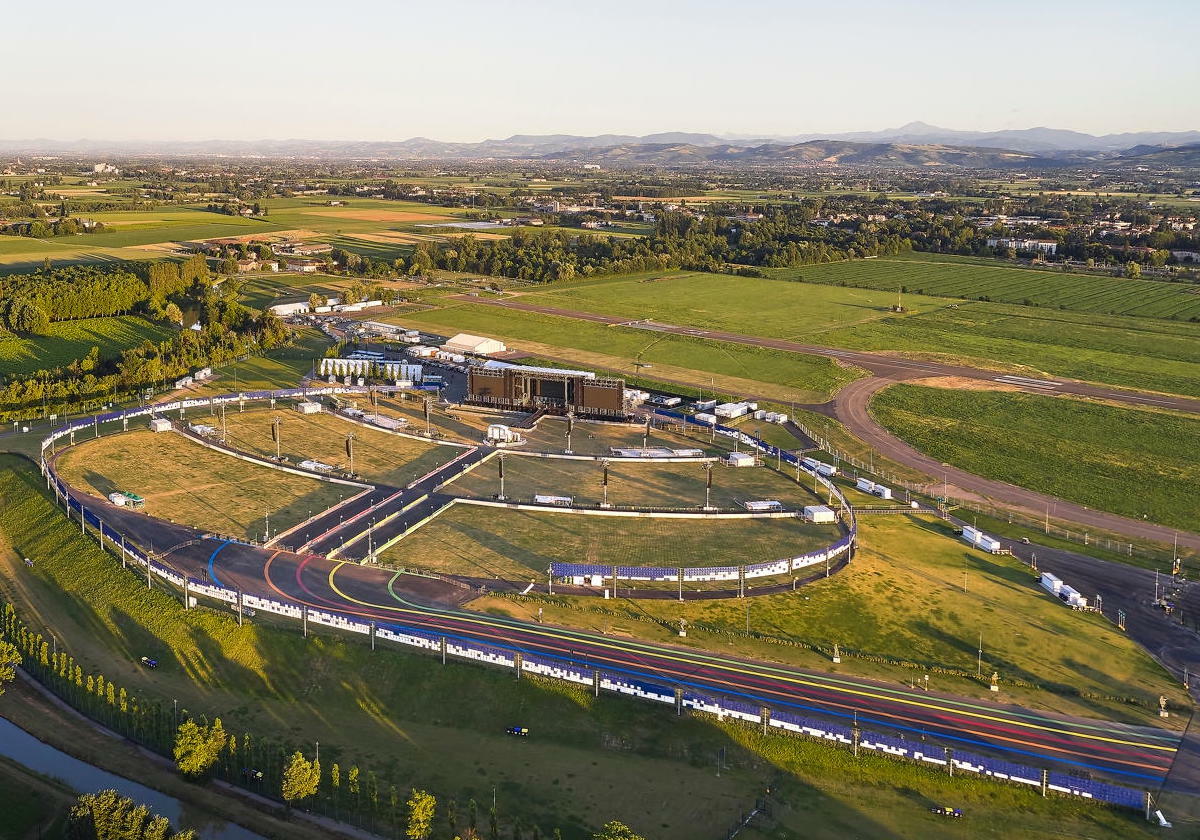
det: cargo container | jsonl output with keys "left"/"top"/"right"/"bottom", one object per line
{"left": 802, "top": 457, "right": 838, "bottom": 477}
{"left": 979, "top": 536, "right": 1002, "bottom": 553}
{"left": 962, "top": 525, "right": 982, "bottom": 544}
{"left": 1040, "top": 572, "right": 1062, "bottom": 594}
{"left": 856, "top": 477, "right": 876, "bottom": 493}
{"left": 486, "top": 424, "right": 523, "bottom": 444}
{"left": 693, "top": 412, "right": 717, "bottom": 425}
{"left": 714, "top": 401, "right": 752, "bottom": 419}
{"left": 874, "top": 485, "right": 893, "bottom": 500}
{"left": 753, "top": 409, "right": 767, "bottom": 420}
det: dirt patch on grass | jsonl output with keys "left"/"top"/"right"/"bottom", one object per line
{"left": 911, "top": 376, "right": 1024, "bottom": 393}
{"left": 302, "top": 209, "right": 450, "bottom": 222}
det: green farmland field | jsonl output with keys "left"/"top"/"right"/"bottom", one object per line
{"left": 0, "top": 315, "right": 173, "bottom": 376}
{"left": 768, "top": 255, "right": 1200, "bottom": 321}
{"left": 521, "top": 270, "right": 949, "bottom": 337}
{"left": 479, "top": 270, "right": 1200, "bottom": 397}
{"left": 398, "top": 304, "right": 862, "bottom": 403}
{"left": 871, "top": 385, "right": 1200, "bottom": 531}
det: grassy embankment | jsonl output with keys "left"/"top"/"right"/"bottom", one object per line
{"left": 870, "top": 385, "right": 1200, "bottom": 533}
{"left": 0, "top": 455, "right": 1171, "bottom": 839}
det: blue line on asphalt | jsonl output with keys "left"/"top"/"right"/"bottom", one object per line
{"left": 206, "top": 540, "right": 234, "bottom": 587}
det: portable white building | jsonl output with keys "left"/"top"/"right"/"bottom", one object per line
{"left": 149, "top": 418, "right": 172, "bottom": 432}
{"left": 443, "top": 333, "right": 507, "bottom": 356}
{"left": 744, "top": 500, "right": 783, "bottom": 512}
{"left": 803, "top": 505, "right": 838, "bottom": 524}
{"left": 724, "top": 452, "right": 756, "bottom": 467}
{"left": 855, "top": 477, "right": 875, "bottom": 493}
{"left": 295, "top": 401, "right": 322, "bottom": 414}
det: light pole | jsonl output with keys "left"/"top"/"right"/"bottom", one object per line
{"left": 703, "top": 462, "right": 714, "bottom": 510}
{"left": 600, "top": 459, "right": 609, "bottom": 507}
{"left": 497, "top": 454, "right": 506, "bottom": 501}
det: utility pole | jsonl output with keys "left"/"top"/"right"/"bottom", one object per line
{"left": 497, "top": 453, "right": 506, "bottom": 501}
{"left": 703, "top": 461, "right": 713, "bottom": 510}
{"left": 565, "top": 411, "right": 574, "bottom": 454}
{"left": 600, "top": 459, "right": 609, "bottom": 507}
{"left": 272, "top": 415, "right": 281, "bottom": 460}
{"left": 976, "top": 630, "right": 982, "bottom": 677}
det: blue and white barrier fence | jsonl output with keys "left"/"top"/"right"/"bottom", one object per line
{"left": 37, "top": 398, "right": 1147, "bottom": 812}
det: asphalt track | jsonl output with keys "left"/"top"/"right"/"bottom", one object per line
{"left": 43, "top": 443, "right": 1193, "bottom": 792}
{"left": 185, "top": 539, "right": 1178, "bottom": 788}
{"left": 461, "top": 297, "right": 1200, "bottom": 551}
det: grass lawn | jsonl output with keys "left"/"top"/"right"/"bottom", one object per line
{"left": 385, "top": 503, "right": 838, "bottom": 578}
{"left": 520, "top": 270, "right": 951, "bottom": 338}
{"left": 396, "top": 304, "right": 862, "bottom": 404}
{"left": 767, "top": 255, "right": 1200, "bottom": 321}
{"left": 870, "top": 385, "right": 1200, "bottom": 532}
{"left": 0, "top": 315, "right": 173, "bottom": 377}
{"left": 54, "top": 429, "right": 359, "bottom": 540}
{"left": 188, "top": 326, "right": 332, "bottom": 395}
{"left": 438, "top": 267, "right": 1200, "bottom": 398}
{"left": 482, "top": 512, "right": 1188, "bottom": 725}
{"left": 445, "top": 455, "right": 831, "bottom": 512}
{"left": 0, "top": 758, "right": 71, "bottom": 840}
{"left": 0, "top": 456, "right": 1167, "bottom": 839}
{"left": 217, "top": 405, "right": 454, "bottom": 487}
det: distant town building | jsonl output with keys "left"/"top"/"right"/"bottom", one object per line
{"left": 986, "top": 237, "right": 1057, "bottom": 255}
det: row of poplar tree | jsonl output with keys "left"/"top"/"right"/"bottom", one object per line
{"left": 0, "top": 599, "right": 636, "bottom": 840}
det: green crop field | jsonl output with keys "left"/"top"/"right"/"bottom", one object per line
{"left": 0, "top": 456, "right": 1169, "bottom": 839}
{"left": 396, "top": 304, "right": 862, "bottom": 404}
{"left": 0, "top": 315, "right": 173, "bottom": 377}
{"left": 520, "top": 269, "right": 951, "bottom": 337}
{"left": 388, "top": 502, "right": 836, "bottom": 579}
{"left": 450, "top": 272, "right": 1200, "bottom": 397}
{"left": 55, "top": 429, "right": 359, "bottom": 540}
{"left": 767, "top": 255, "right": 1200, "bottom": 321}
{"left": 870, "top": 385, "right": 1200, "bottom": 531}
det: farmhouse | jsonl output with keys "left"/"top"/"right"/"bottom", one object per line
{"left": 284, "top": 258, "right": 323, "bottom": 273}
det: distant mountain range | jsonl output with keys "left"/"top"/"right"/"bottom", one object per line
{"left": 1, "top": 122, "right": 1199, "bottom": 167}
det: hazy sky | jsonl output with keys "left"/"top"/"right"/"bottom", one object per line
{"left": 8, "top": 0, "right": 1199, "bottom": 141}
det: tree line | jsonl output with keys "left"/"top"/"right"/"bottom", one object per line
{"left": 1, "top": 598, "right": 645, "bottom": 840}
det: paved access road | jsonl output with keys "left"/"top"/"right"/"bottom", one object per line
{"left": 461, "top": 297, "right": 1200, "bottom": 550}
{"left": 185, "top": 540, "right": 1181, "bottom": 788}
